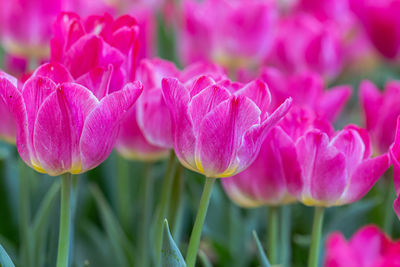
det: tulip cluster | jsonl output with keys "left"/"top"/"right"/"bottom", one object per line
{"left": 0, "top": 1, "right": 399, "bottom": 267}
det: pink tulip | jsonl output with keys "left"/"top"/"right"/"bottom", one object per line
{"left": 268, "top": 14, "right": 343, "bottom": 79}
{"left": 324, "top": 225, "right": 400, "bottom": 267}
{"left": 260, "top": 67, "right": 351, "bottom": 122}
{"left": 180, "top": 0, "right": 277, "bottom": 69}
{"left": 0, "top": 62, "right": 142, "bottom": 176}
{"left": 288, "top": 125, "right": 389, "bottom": 206}
{"left": 0, "top": 71, "right": 19, "bottom": 143}
{"left": 351, "top": 0, "right": 400, "bottom": 59}
{"left": 222, "top": 107, "right": 333, "bottom": 207}
{"left": 360, "top": 80, "right": 400, "bottom": 155}
{"left": 161, "top": 75, "right": 292, "bottom": 178}
{"left": 50, "top": 12, "right": 140, "bottom": 91}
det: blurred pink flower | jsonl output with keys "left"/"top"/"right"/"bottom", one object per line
{"left": 222, "top": 107, "right": 333, "bottom": 207}
{"left": 288, "top": 125, "right": 389, "bottom": 206}
{"left": 324, "top": 225, "right": 400, "bottom": 267}
{"left": 268, "top": 14, "right": 344, "bottom": 79}
{"left": 50, "top": 12, "right": 140, "bottom": 91}
{"left": 0, "top": 62, "right": 142, "bottom": 176}
{"left": 180, "top": 0, "right": 277, "bottom": 69}
{"left": 350, "top": 0, "right": 400, "bottom": 59}
{"left": 162, "top": 75, "right": 292, "bottom": 178}
{"left": 260, "top": 67, "right": 351, "bottom": 121}
{"left": 360, "top": 80, "right": 400, "bottom": 155}
{"left": 0, "top": 0, "right": 116, "bottom": 60}
{"left": 389, "top": 116, "right": 400, "bottom": 220}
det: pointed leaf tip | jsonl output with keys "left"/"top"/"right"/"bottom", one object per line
{"left": 0, "top": 243, "right": 15, "bottom": 267}
{"left": 253, "top": 230, "right": 271, "bottom": 267}
{"left": 161, "top": 219, "right": 186, "bottom": 267}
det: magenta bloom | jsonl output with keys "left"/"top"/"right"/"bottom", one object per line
{"left": 0, "top": 63, "right": 142, "bottom": 176}
{"left": 180, "top": 0, "right": 277, "bottom": 68}
{"left": 287, "top": 125, "right": 389, "bottom": 206}
{"left": 360, "top": 80, "right": 400, "bottom": 155}
{"left": 50, "top": 12, "right": 140, "bottom": 91}
{"left": 268, "top": 14, "right": 343, "bottom": 78}
{"left": 260, "top": 67, "right": 351, "bottom": 122}
{"left": 222, "top": 107, "right": 334, "bottom": 207}
{"left": 162, "top": 76, "right": 292, "bottom": 178}
{"left": 351, "top": 0, "right": 400, "bottom": 59}
{"left": 324, "top": 225, "right": 400, "bottom": 267}
{"left": 0, "top": 71, "right": 19, "bottom": 143}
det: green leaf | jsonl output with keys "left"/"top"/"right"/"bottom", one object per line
{"left": 0, "top": 243, "right": 15, "bottom": 267}
{"left": 161, "top": 219, "right": 186, "bottom": 267}
{"left": 90, "top": 184, "right": 135, "bottom": 267}
{"left": 253, "top": 230, "right": 271, "bottom": 267}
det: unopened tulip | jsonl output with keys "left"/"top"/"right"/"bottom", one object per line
{"left": 0, "top": 63, "right": 142, "bottom": 176}
{"left": 324, "top": 225, "right": 400, "bottom": 267}
{"left": 222, "top": 107, "right": 334, "bottom": 207}
{"left": 162, "top": 76, "right": 292, "bottom": 178}
{"left": 360, "top": 80, "right": 400, "bottom": 154}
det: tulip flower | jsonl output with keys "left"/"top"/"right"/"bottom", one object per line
{"left": 0, "top": 71, "right": 19, "bottom": 143}
{"left": 268, "top": 14, "right": 343, "bottom": 79}
{"left": 0, "top": 63, "right": 142, "bottom": 176}
{"left": 360, "top": 80, "right": 400, "bottom": 155}
{"left": 162, "top": 76, "right": 292, "bottom": 178}
{"left": 260, "top": 67, "right": 351, "bottom": 122}
{"left": 180, "top": 0, "right": 277, "bottom": 70}
{"left": 162, "top": 75, "right": 292, "bottom": 267}
{"left": 324, "top": 225, "right": 400, "bottom": 267}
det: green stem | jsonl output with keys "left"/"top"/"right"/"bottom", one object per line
{"left": 308, "top": 207, "right": 325, "bottom": 267}
{"left": 19, "top": 161, "right": 32, "bottom": 267}
{"left": 382, "top": 171, "right": 395, "bottom": 235}
{"left": 154, "top": 151, "right": 177, "bottom": 266}
{"left": 169, "top": 165, "right": 184, "bottom": 238}
{"left": 56, "top": 173, "right": 72, "bottom": 267}
{"left": 139, "top": 163, "right": 153, "bottom": 267}
{"left": 267, "top": 206, "right": 279, "bottom": 265}
{"left": 116, "top": 155, "right": 131, "bottom": 231}
{"left": 280, "top": 205, "right": 292, "bottom": 267}
{"left": 185, "top": 177, "right": 215, "bottom": 267}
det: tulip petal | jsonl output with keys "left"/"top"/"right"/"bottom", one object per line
{"left": 117, "top": 106, "right": 169, "bottom": 161}
{"left": 340, "top": 154, "right": 389, "bottom": 204}
{"left": 331, "top": 128, "right": 365, "bottom": 177}
{"left": 296, "top": 131, "right": 347, "bottom": 205}
{"left": 237, "top": 98, "right": 292, "bottom": 171}
{"left": 318, "top": 85, "right": 351, "bottom": 121}
{"left": 196, "top": 95, "right": 261, "bottom": 177}
{"left": 22, "top": 76, "right": 57, "bottom": 161}
{"left": 33, "top": 83, "right": 99, "bottom": 175}
{"left": 75, "top": 65, "right": 113, "bottom": 99}
{"left": 359, "top": 80, "right": 382, "bottom": 130}
{"left": 188, "top": 84, "right": 231, "bottom": 136}
{"left": 234, "top": 79, "right": 271, "bottom": 119}
{"left": 64, "top": 35, "right": 103, "bottom": 78}
{"left": 390, "top": 116, "right": 400, "bottom": 195}
{"left": 161, "top": 78, "right": 196, "bottom": 169}
{"left": 32, "top": 62, "right": 74, "bottom": 84}
{"left": 136, "top": 89, "right": 174, "bottom": 148}
{"left": 80, "top": 82, "right": 142, "bottom": 170}
{"left": 188, "top": 75, "right": 216, "bottom": 97}
{"left": 0, "top": 78, "right": 29, "bottom": 161}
